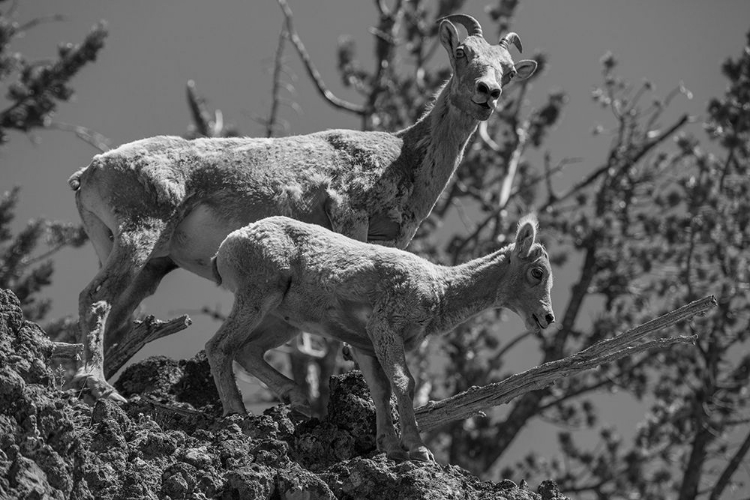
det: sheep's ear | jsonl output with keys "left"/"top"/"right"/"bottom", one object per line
{"left": 439, "top": 20, "right": 460, "bottom": 69}
{"left": 514, "top": 215, "right": 537, "bottom": 257}
{"left": 513, "top": 60, "right": 537, "bottom": 81}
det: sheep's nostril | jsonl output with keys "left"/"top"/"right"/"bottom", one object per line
{"left": 477, "top": 81, "right": 501, "bottom": 100}
{"left": 545, "top": 313, "right": 555, "bottom": 325}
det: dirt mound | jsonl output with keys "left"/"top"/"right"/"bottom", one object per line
{"left": 0, "top": 288, "right": 568, "bottom": 499}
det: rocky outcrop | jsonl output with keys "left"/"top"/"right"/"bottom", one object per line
{"left": 0, "top": 288, "right": 568, "bottom": 499}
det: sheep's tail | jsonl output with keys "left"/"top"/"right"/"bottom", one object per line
{"left": 211, "top": 255, "right": 222, "bottom": 286}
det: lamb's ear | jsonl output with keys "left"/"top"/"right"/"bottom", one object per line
{"left": 514, "top": 215, "right": 538, "bottom": 257}
{"left": 439, "top": 20, "right": 460, "bottom": 70}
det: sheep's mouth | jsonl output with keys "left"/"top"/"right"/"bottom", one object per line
{"left": 474, "top": 101, "right": 492, "bottom": 110}
{"left": 532, "top": 314, "right": 544, "bottom": 330}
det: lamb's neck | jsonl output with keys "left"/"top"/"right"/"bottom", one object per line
{"left": 395, "top": 81, "right": 479, "bottom": 221}
{"left": 430, "top": 249, "right": 510, "bottom": 334}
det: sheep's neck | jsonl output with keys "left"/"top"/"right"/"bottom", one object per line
{"left": 430, "top": 249, "right": 511, "bottom": 333}
{"left": 395, "top": 81, "right": 479, "bottom": 223}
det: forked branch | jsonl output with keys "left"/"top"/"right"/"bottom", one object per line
{"left": 104, "top": 315, "right": 192, "bottom": 378}
{"left": 415, "top": 295, "right": 717, "bottom": 432}
{"left": 53, "top": 315, "right": 192, "bottom": 378}
{"left": 276, "top": 0, "right": 365, "bottom": 115}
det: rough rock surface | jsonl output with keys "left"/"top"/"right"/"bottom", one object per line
{"left": 0, "top": 289, "right": 569, "bottom": 499}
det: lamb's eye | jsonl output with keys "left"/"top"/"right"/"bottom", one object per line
{"left": 456, "top": 48, "right": 466, "bottom": 58}
{"left": 531, "top": 268, "right": 543, "bottom": 280}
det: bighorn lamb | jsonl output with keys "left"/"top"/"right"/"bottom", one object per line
{"left": 208, "top": 214, "right": 554, "bottom": 462}
{"left": 68, "top": 14, "right": 537, "bottom": 399}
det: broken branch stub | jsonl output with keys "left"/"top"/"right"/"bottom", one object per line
{"left": 104, "top": 315, "right": 192, "bottom": 379}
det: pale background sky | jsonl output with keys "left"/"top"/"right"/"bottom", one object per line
{"left": 2, "top": 0, "right": 749, "bottom": 486}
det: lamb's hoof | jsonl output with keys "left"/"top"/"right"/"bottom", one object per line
{"left": 386, "top": 449, "right": 410, "bottom": 462}
{"left": 409, "top": 447, "right": 435, "bottom": 463}
{"left": 65, "top": 368, "right": 126, "bottom": 403}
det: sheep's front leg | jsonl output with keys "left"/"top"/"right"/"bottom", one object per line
{"left": 206, "top": 290, "right": 283, "bottom": 416}
{"left": 352, "top": 348, "right": 407, "bottom": 461}
{"left": 367, "top": 317, "right": 434, "bottom": 462}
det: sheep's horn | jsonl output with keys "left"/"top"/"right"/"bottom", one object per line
{"left": 438, "top": 14, "right": 483, "bottom": 38}
{"left": 499, "top": 32, "right": 523, "bottom": 53}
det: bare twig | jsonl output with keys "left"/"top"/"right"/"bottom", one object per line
{"left": 142, "top": 396, "right": 207, "bottom": 417}
{"left": 266, "top": 24, "right": 289, "bottom": 138}
{"left": 17, "top": 14, "right": 66, "bottom": 33}
{"left": 540, "top": 113, "right": 690, "bottom": 212}
{"left": 186, "top": 80, "right": 213, "bottom": 137}
{"left": 104, "top": 315, "right": 192, "bottom": 378}
{"left": 47, "top": 121, "right": 111, "bottom": 152}
{"left": 415, "top": 296, "right": 716, "bottom": 432}
{"left": 48, "top": 315, "right": 193, "bottom": 379}
{"left": 276, "top": 0, "right": 365, "bottom": 115}
{"left": 708, "top": 405, "right": 750, "bottom": 499}
{"left": 495, "top": 328, "right": 534, "bottom": 360}
{"left": 498, "top": 122, "right": 529, "bottom": 208}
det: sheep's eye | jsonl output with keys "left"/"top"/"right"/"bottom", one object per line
{"left": 504, "top": 71, "right": 516, "bottom": 83}
{"left": 456, "top": 48, "right": 466, "bottom": 58}
{"left": 531, "top": 268, "right": 543, "bottom": 280}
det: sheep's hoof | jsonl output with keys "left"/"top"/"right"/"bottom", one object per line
{"left": 66, "top": 368, "right": 126, "bottom": 403}
{"left": 409, "top": 447, "right": 435, "bottom": 463}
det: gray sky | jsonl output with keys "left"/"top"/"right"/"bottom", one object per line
{"left": 2, "top": 0, "right": 749, "bottom": 482}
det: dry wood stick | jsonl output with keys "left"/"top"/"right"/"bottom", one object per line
{"left": 415, "top": 295, "right": 717, "bottom": 432}
{"left": 49, "top": 315, "right": 192, "bottom": 379}
{"left": 104, "top": 315, "right": 192, "bottom": 378}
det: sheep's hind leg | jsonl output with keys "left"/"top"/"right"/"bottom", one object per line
{"left": 234, "top": 316, "right": 312, "bottom": 417}
{"left": 206, "top": 291, "right": 284, "bottom": 416}
{"left": 352, "top": 349, "right": 407, "bottom": 461}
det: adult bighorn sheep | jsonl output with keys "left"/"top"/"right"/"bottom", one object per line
{"left": 208, "top": 214, "right": 554, "bottom": 462}
{"left": 68, "top": 14, "right": 537, "bottom": 399}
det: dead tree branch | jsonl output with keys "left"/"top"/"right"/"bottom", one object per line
{"left": 266, "top": 24, "right": 289, "bottom": 137}
{"left": 47, "top": 121, "right": 111, "bottom": 152}
{"left": 708, "top": 423, "right": 750, "bottom": 500}
{"left": 51, "top": 315, "right": 194, "bottom": 378}
{"left": 276, "top": 0, "right": 365, "bottom": 115}
{"left": 415, "top": 295, "right": 717, "bottom": 432}
{"left": 103, "top": 315, "right": 192, "bottom": 378}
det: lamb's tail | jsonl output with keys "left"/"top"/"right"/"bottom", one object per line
{"left": 211, "top": 255, "right": 222, "bottom": 286}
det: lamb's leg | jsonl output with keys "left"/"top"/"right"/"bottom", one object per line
{"left": 71, "top": 224, "right": 166, "bottom": 401}
{"left": 368, "top": 317, "right": 434, "bottom": 462}
{"left": 234, "top": 316, "right": 312, "bottom": 416}
{"left": 206, "top": 291, "right": 283, "bottom": 416}
{"left": 352, "top": 348, "right": 407, "bottom": 461}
